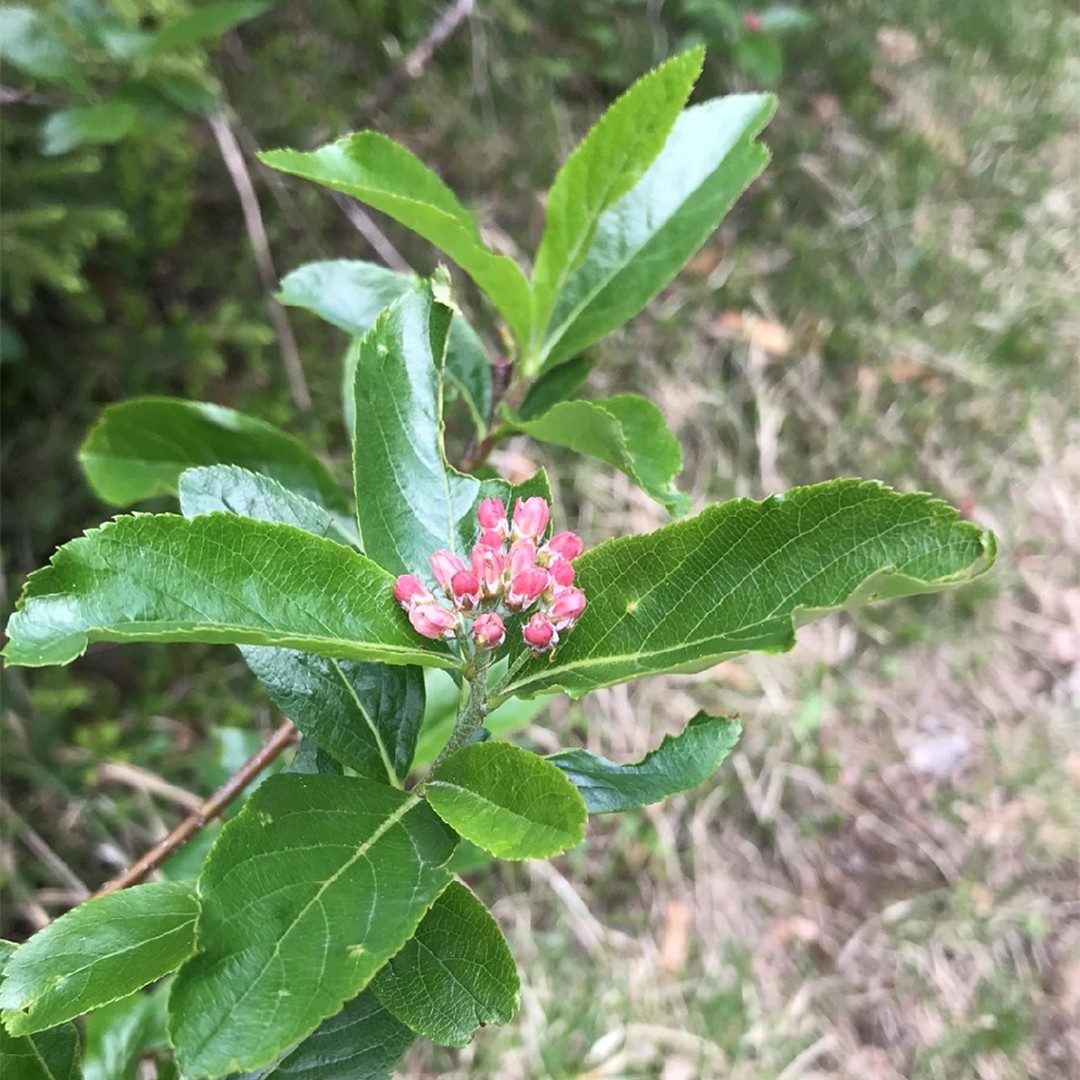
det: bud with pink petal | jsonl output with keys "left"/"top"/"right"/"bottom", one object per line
{"left": 409, "top": 603, "right": 459, "bottom": 640}
{"left": 506, "top": 538, "right": 538, "bottom": 580}
{"left": 470, "top": 543, "right": 504, "bottom": 598}
{"left": 472, "top": 612, "right": 506, "bottom": 650}
{"left": 545, "top": 531, "right": 584, "bottom": 562}
{"left": 511, "top": 497, "right": 550, "bottom": 541}
{"left": 429, "top": 550, "right": 467, "bottom": 594}
{"left": 450, "top": 570, "right": 481, "bottom": 611}
{"left": 523, "top": 613, "right": 558, "bottom": 652}
{"left": 478, "top": 529, "right": 504, "bottom": 550}
{"left": 477, "top": 498, "right": 508, "bottom": 537}
{"left": 547, "top": 587, "right": 586, "bottom": 630}
{"left": 549, "top": 558, "right": 575, "bottom": 591}
{"left": 507, "top": 567, "right": 550, "bottom": 610}
{"left": 394, "top": 574, "right": 434, "bottom": 609}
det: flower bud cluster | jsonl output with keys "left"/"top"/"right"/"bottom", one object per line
{"left": 393, "top": 497, "right": 586, "bottom": 655}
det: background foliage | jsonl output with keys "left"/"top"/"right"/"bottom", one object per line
{"left": 2, "top": 0, "right": 1076, "bottom": 1077}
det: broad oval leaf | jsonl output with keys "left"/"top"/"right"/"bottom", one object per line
{"left": 2, "top": 513, "right": 454, "bottom": 670}
{"left": 259, "top": 135, "right": 532, "bottom": 348}
{"left": 0, "top": 1023, "right": 81, "bottom": 1080}
{"left": 83, "top": 986, "right": 169, "bottom": 1080}
{"left": 531, "top": 48, "right": 704, "bottom": 347}
{"left": 506, "top": 393, "right": 688, "bottom": 513}
{"left": 0, "top": 7, "right": 84, "bottom": 87}
{"left": 498, "top": 480, "right": 996, "bottom": 700}
{"left": 78, "top": 397, "right": 350, "bottom": 523}
{"left": 425, "top": 742, "right": 587, "bottom": 859}
{"left": 351, "top": 279, "right": 507, "bottom": 577}
{"left": 279, "top": 259, "right": 492, "bottom": 434}
{"left": 242, "top": 990, "right": 413, "bottom": 1080}
{"left": 540, "top": 93, "right": 775, "bottom": 369}
{"left": 179, "top": 464, "right": 427, "bottom": 782}
{"left": 0, "top": 882, "right": 197, "bottom": 1035}
{"left": 42, "top": 101, "right": 138, "bottom": 156}
{"left": 169, "top": 775, "right": 458, "bottom": 1077}
{"left": 372, "top": 880, "right": 519, "bottom": 1047}
{"left": 549, "top": 712, "right": 742, "bottom": 813}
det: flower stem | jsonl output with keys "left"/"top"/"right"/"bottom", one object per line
{"left": 428, "top": 664, "right": 489, "bottom": 775}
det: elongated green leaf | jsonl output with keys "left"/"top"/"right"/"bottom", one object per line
{"left": 0, "top": 882, "right": 197, "bottom": 1035}
{"left": 530, "top": 48, "right": 704, "bottom": 349}
{"left": 169, "top": 775, "right": 457, "bottom": 1077}
{"left": 351, "top": 279, "right": 507, "bottom": 576}
{"left": 2, "top": 513, "right": 454, "bottom": 670}
{"left": 281, "top": 260, "right": 493, "bottom": 437}
{"left": 518, "top": 354, "right": 593, "bottom": 420}
{"left": 42, "top": 102, "right": 138, "bottom": 156}
{"left": 425, "top": 742, "right": 586, "bottom": 859}
{"left": 260, "top": 136, "right": 532, "bottom": 347}
{"left": 498, "top": 480, "right": 996, "bottom": 700}
{"left": 372, "top": 880, "right": 518, "bottom": 1047}
{"left": 83, "top": 986, "right": 169, "bottom": 1080}
{"left": 243, "top": 990, "right": 413, "bottom": 1080}
{"left": 539, "top": 93, "right": 775, "bottom": 369}
{"left": 178, "top": 464, "right": 427, "bottom": 782}
{"left": 506, "top": 393, "right": 688, "bottom": 513}
{"left": 0, "top": 7, "right": 83, "bottom": 87}
{"left": 148, "top": 0, "right": 268, "bottom": 52}
{"left": 550, "top": 712, "right": 742, "bottom": 813}
{"left": 0, "top": 1022, "right": 81, "bottom": 1080}
{"left": 78, "top": 397, "right": 350, "bottom": 522}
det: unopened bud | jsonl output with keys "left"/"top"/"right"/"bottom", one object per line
{"left": 393, "top": 574, "right": 433, "bottom": 609}
{"left": 545, "top": 531, "right": 584, "bottom": 561}
{"left": 477, "top": 498, "right": 508, "bottom": 535}
{"left": 547, "top": 587, "right": 586, "bottom": 630}
{"left": 549, "top": 558, "right": 575, "bottom": 590}
{"left": 472, "top": 612, "right": 506, "bottom": 650}
{"left": 512, "top": 496, "right": 550, "bottom": 541}
{"left": 409, "top": 603, "right": 459, "bottom": 640}
{"left": 523, "top": 613, "right": 558, "bottom": 652}
{"left": 450, "top": 570, "right": 481, "bottom": 610}
{"left": 506, "top": 538, "right": 538, "bottom": 579}
{"left": 429, "top": 550, "right": 467, "bottom": 594}
{"left": 470, "top": 544, "right": 504, "bottom": 598}
{"left": 507, "top": 567, "right": 550, "bottom": 610}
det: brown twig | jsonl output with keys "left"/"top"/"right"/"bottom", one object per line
{"left": 208, "top": 113, "right": 312, "bottom": 414}
{"left": 91, "top": 720, "right": 298, "bottom": 899}
{"left": 364, "top": 0, "right": 475, "bottom": 118}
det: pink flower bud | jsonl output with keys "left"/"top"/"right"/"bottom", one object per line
{"left": 549, "top": 557, "right": 575, "bottom": 590}
{"left": 545, "top": 531, "right": 584, "bottom": 561}
{"left": 409, "top": 603, "right": 459, "bottom": 640}
{"left": 470, "top": 544, "right": 504, "bottom": 598}
{"left": 547, "top": 587, "right": 586, "bottom": 630}
{"left": 512, "top": 497, "right": 550, "bottom": 541}
{"left": 429, "top": 550, "right": 467, "bottom": 594}
{"left": 393, "top": 574, "right": 433, "bottom": 609}
{"left": 450, "top": 570, "right": 481, "bottom": 610}
{"left": 523, "top": 613, "right": 558, "bottom": 652}
{"left": 742, "top": 10, "right": 762, "bottom": 32}
{"left": 507, "top": 567, "right": 550, "bottom": 610}
{"left": 478, "top": 529, "right": 504, "bottom": 550}
{"left": 477, "top": 498, "right": 508, "bottom": 534}
{"left": 506, "top": 538, "right": 538, "bottom": 579}
{"left": 472, "top": 612, "right": 506, "bottom": 650}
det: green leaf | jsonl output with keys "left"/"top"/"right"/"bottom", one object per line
{"left": 425, "top": 742, "right": 586, "bottom": 859}
{"left": 2, "top": 513, "right": 455, "bottom": 670}
{"left": 42, "top": 102, "right": 138, "bottom": 156}
{"left": 372, "top": 880, "right": 518, "bottom": 1047}
{"left": 539, "top": 93, "right": 775, "bottom": 369}
{"left": 147, "top": 0, "right": 268, "bottom": 53}
{"left": 83, "top": 986, "right": 169, "bottom": 1080}
{"left": 759, "top": 5, "right": 817, "bottom": 33}
{"left": 284, "top": 737, "right": 344, "bottom": 775}
{"left": 78, "top": 397, "right": 350, "bottom": 525}
{"left": 282, "top": 260, "right": 492, "bottom": 437}
{"left": 506, "top": 393, "right": 688, "bottom": 513}
{"left": 499, "top": 480, "right": 997, "bottom": 700}
{"left": 177, "top": 464, "right": 426, "bottom": 783}
{"left": 517, "top": 354, "right": 593, "bottom": 420}
{"left": 242, "top": 649, "right": 424, "bottom": 784}
{"left": 549, "top": 712, "right": 742, "bottom": 813}
{"left": 530, "top": 48, "right": 704, "bottom": 352}
{"left": 0, "top": 1023, "right": 81, "bottom": 1080}
{"left": 733, "top": 34, "right": 784, "bottom": 84}
{"left": 169, "top": 775, "right": 457, "bottom": 1077}
{"left": 351, "top": 279, "right": 506, "bottom": 576}
{"left": 260, "top": 136, "right": 533, "bottom": 347}
{"left": 242, "top": 990, "right": 413, "bottom": 1080}
{"left": 0, "top": 882, "right": 197, "bottom": 1035}
{"left": 147, "top": 73, "right": 221, "bottom": 115}
{"left": 0, "top": 7, "right": 83, "bottom": 86}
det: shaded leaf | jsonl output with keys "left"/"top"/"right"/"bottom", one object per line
{"left": 260, "top": 136, "right": 532, "bottom": 347}
{"left": 425, "top": 742, "right": 586, "bottom": 859}
{"left": 540, "top": 94, "right": 774, "bottom": 369}
{"left": 550, "top": 712, "right": 742, "bottom": 812}
{"left": 148, "top": 0, "right": 268, "bottom": 52}
{"left": 499, "top": 480, "right": 996, "bottom": 700}
{"left": 0, "top": 882, "right": 197, "bottom": 1035}
{"left": 372, "top": 880, "right": 518, "bottom": 1047}
{"left": 42, "top": 102, "right": 138, "bottom": 156}
{"left": 0, "top": 7, "right": 83, "bottom": 86}
{"left": 169, "top": 775, "right": 457, "bottom": 1077}
{"left": 530, "top": 48, "right": 704, "bottom": 347}
{"left": 2, "top": 513, "right": 455, "bottom": 670}
{"left": 517, "top": 354, "right": 593, "bottom": 420}
{"left": 83, "top": 985, "right": 169, "bottom": 1080}
{"left": 506, "top": 393, "right": 688, "bottom": 513}
{"left": 0, "top": 1022, "right": 81, "bottom": 1080}
{"left": 284, "top": 737, "right": 344, "bottom": 776}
